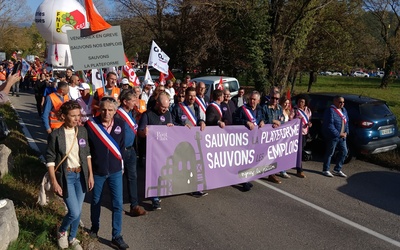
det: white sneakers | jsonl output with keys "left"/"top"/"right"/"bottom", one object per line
{"left": 57, "top": 231, "right": 68, "bottom": 249}
{"left": 332, "top": 170, "right": 347, "bottom": 177}
{"left": 322, "top": 171, "right": 334, "bottom": 177}
{"left": 69, "top": 238, "right": 83, "bottom": 250}
{"left": 322, "top": 170, "right": 347, "bottom": 178}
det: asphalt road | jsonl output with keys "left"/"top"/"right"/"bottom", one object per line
{"left": 9, "top": 89, "right": 400, "bottom": 250}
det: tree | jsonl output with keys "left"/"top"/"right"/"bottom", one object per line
{"left": 364, "top": 0, "right": 400, "bottom": 88}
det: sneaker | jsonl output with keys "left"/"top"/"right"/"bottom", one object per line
{"left": 322, "top": 171, "right": 334, "bottom": 177}
{"left": 296, "top": 171, "right": 306, "bottom": 178}
{"left": 332, "top": 170, "right": 347, "bottom": 177}
{"left": 130, "top": 205, "right": 148, "bottom": 216}
{"left": 57, "top": 231, "right": 69, "bottom": 249}
{"left": 152, "top": 200, "right": 161, "bottom": 210}
{"left": 69, "top": 238, "right": 83, "bottom": 250}
{"left": 279, "top": 172, "right": 291, "bottom": 179}
{"left": 111, "top": 235, "right": 129, "bottom": 250}
{"left": 267, "top": 175, "right": 281, "bottom": 184}
{"left": 191, "top": 191, "right": 209, "bottom": 197}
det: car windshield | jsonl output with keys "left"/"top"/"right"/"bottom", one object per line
{"left": 359, "top": 102, "right": 393, "bottom": 118}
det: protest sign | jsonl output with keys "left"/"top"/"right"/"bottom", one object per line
{"left": 145, "top": 119, "right": 302, "bottom": 198}
{"left": 67, "top": 26, "right": 125, "bottom": 70}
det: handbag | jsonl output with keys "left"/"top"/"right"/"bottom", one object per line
{"left": 37, "top": 128, "right": 78, "bottom": 205}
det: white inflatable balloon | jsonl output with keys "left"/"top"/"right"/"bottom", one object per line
{"left": 35, "top": 0, "right": 89, "bottom": 67}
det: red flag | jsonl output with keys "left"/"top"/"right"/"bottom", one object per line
{"left": 11, "top": 51, "right": 17, "bottom": 61}
{"left": 159, "top": 72, "right": 166, "bottom": 85}
{"left": 165, "top": 69, "right": 176, "bottom": 83}
{"left": 122, "top": 54, "right": 140, "bottom": 86}
{"left": 217, "top": 76, "right": 224, "bottom": 90}
{"left": 286, "top": 89, "right": 291, "bottom": 109}
{"left": 85, "top": 0, "right": 111, "bottom": 31}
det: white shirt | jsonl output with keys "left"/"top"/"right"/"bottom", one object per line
{"left": 68, "top": 85, "right": 81, "bottom": 100}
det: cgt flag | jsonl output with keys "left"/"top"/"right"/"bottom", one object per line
{"left": 85, "top": 0, "right": 112, "bottom": 31}
{"left": 148, "top": 41, "right": 170, "bottom": 75}
{"left": 122, "top": 55, "right": 140, "bottom": 86}
{"left": 217, "top": 76, "right": 224, "bottom": 90}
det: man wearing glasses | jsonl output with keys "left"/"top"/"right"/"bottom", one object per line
{"left": 322, "top": 95, "right": 349, "bottom": 178}
{"left": 232, "top": 87, "right": 246, "bottom": 108}
{"left": 138, "top": 92, "right": 174, "bottom": 210}
{"left": 220, "top": 89, "right": 236, "bottom": 125}
{"left": 262, "top": 90, "right": 284, "bottom": 184}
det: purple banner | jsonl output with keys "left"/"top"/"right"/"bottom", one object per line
{"left": 145, "top": 119, "right": 302, "bottom": 198}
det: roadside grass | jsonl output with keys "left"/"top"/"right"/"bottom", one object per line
{"left": 293, "top": 75, "right": 400, "bottom": 170}
{"left": 0, "top": 104, "right": 93, "bottom": 250}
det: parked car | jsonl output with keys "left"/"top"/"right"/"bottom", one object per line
{"left": 377, "top": 71, "right": 385, "bottom": 78}
{"left": 331, "top": 72, "right": 343, "bottom": 76}
{"left": 352, "top": 71, "right": 370, "bottom": 77}
{"left": 320, "top": 71, "right": 333, "bottom": 76}
{"left": 191, "top": 76, "right": 240, "bottom": 100}
{"left": 294, "top": 93, "right": 400, "bottom": 163}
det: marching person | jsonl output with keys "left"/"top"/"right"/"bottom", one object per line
{"left": 205, "top": 89, "right": 225, "bottom": 128}
{"left": 42, "top": 81, "right": 70, "bottom": 134}
{"left": 291, "top": 94, "right": 312, "bottom": 178}
{"left": 116, "top": 90, "right": 148, "bottom": 216}
{"left": 138, "top": 92, "right": 174, "bottom": 210}
{"left": 85, "top": 97, "right": 129, "bottom": 249}
{"left": 195, "top": 81, "right": 209, "bottom": 120}
{"left": 234, "top": 91, "right": 265, "bottom": 191}
{"left": 91, "top": 72, "right": 121, "bottom": 116}
{"left": 46, "top": 100, "right": 93, "bottom": 250}
{"left": 322, "top": 95, "right": 349, "bottom": 178}
{"left": 76, "top": 83, "right": 93, "bottom": 124}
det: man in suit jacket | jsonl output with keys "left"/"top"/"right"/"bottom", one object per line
{"left": 206, "top": 89, "right": 225, "bottom": 128}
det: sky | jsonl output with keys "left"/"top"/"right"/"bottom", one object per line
{"left": 27, "top": 0, "right": 44, "bottom": 12}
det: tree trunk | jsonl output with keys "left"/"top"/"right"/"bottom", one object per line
{"left": 307, "top": 71, "right": 317, "bottom": 92}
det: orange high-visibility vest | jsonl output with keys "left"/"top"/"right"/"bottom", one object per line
{"left": 0, "top": 70, "right": 6, "bottom": 81}
{"left": 93, "top": 87, "right": 120, "bottom": 116}
{"left": 49, "top": 93, "right": 69, "bottom": 129}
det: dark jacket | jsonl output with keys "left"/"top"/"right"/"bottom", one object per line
{"left": 206, "top": 103, "right": 223, "bottom": 126}
{"left": 85, "top": 117, "right": 125, "bottom": 175}
{"left": 221, "top": 100, "right": 237, "bottom": 125}
{"left": 234, "top": 104, "right": 265, "bottom": 126}
{"left": 46, "top": 126, "right": 91, "bottom": 198}
{"left": 171, "top": 101, "right": 204, "bottom": 126}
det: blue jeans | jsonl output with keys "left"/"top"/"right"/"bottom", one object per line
{"left": 59, "top": 172, "right": 85, "bottom": 242}
{"left": 323, "top": 137, "right": 348, "bottom": 172}
{"left": 91, "top": 171, "right": 123, "bottom": 239}
{"left": 123, "top": 148, "right": 139, "bottom": 207}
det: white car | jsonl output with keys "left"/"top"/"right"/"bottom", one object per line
{"left": 377, "top": 71, "right": 385, "bottom": 78}
{"left": 331, "top": 72, "right": 342, "bottom": 76}
{"left": 352, "top": 71, "right": 369, "bottom": 77}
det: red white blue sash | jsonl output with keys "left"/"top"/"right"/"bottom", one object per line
{"left": 195, "top": 96, "right": 207, "bottom": 113}
{"left": 179, "top": 102, "right": 197, "bottom": 126}
{"left": 209, "top": 102, "right": 222, "bottom": 118}
{"left": 296, "top": 108, "right": 309, "bottom": 125}
{"left": 86, "top": 117, "right": 122, "bottom": 161}
{"left": 116, "top": 107, "right": 137, "bottom": 135}
{"left": 330, "top": 105, "right": 347, "bottom": 124}
{"left": 242, "top": 106, "right": 257, "bottom": 126}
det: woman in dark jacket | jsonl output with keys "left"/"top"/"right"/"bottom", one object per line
{"left": 46, "top": 100, "right": 93, "bottom": 249}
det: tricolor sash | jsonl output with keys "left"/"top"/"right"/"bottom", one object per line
{"left": 330, "top": 105, "right": 347, "bottom": 124}
{"left": 86, "top": 117, "right": 123, "bottom": 161}
{"left": 179, "top": 102, "right": 197, "bottom": 126}
{"left": 296, "top": 108, "right": 309, "bottom": 125}
{"left": 116, "top": 107, "right": 138, "bottom": 135}
{"left": 195, "top": 96, "right": 207, "bottom": 113}
{"left": 242, "top": 106, "right": 257, "bottom": 126}
{"left": 209, "top": 102, "right": 222, "bottom": 118}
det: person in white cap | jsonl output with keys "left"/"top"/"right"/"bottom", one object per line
{"left": 141, "top": 80, "right": 154, "bottom": 105}
{"left": 76, "top": 83, "right": 93, "bottom": 124}
{"left": 120, "top": 78, "right": 131, "bottom": 91}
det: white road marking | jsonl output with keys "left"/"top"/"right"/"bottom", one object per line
{"left": 255, "top": 180, "right": 400, "bottom": 247}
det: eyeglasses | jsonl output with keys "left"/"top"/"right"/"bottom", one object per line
{"left": 224, "top": 94, "right": 230, "bottom": 97}
{"left": 338, "top": 101, "right": 345, "bottom": 104}
{"left": 179, "top": 95, "right": 185, "bottom": 98}
{"left": 100, "top": 97, "right": 117, "bottom": 102}
{"left": 271, "top": 97, "right": 279, "bottom": 100}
